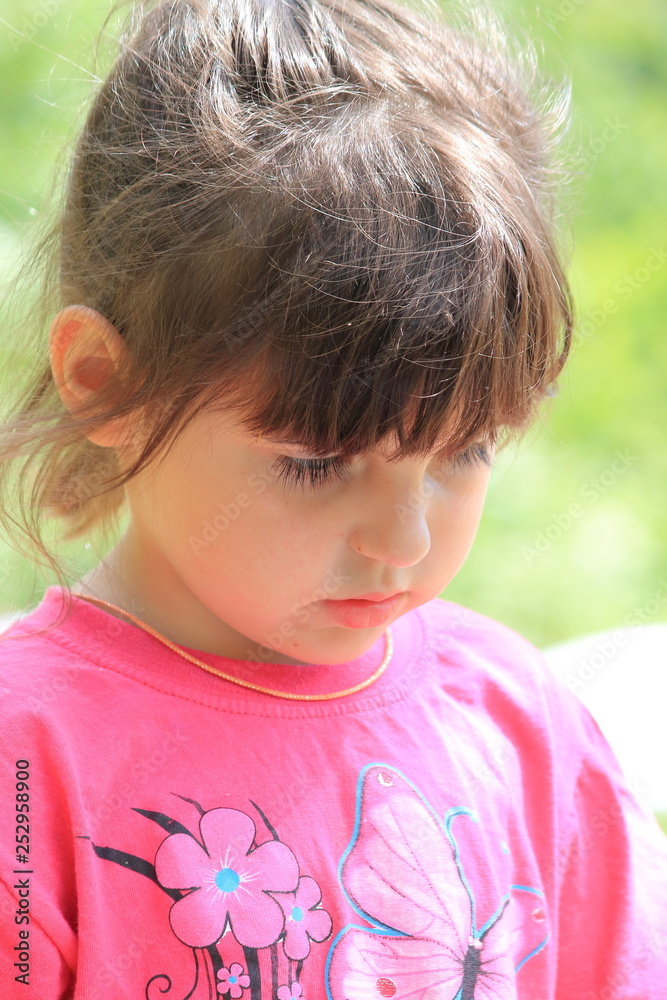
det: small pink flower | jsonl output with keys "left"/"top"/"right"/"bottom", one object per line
{"left": 217, "top": 961, "right": 250, "bottom": 997}
{"left": 277, "top": 982, "right": 304, "bottom": 1000}
{"left": 272, "top": 876, "right": 333, "bottom": 960}
{"left": 154, "top": 807, "right": 299, "bottom": 948}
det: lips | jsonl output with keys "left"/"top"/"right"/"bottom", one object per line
{"left": 335, "top": 592, "right": 403, "bottom": 604}
{"left": 320, "top": 592, "right": 406, "bottom": 629}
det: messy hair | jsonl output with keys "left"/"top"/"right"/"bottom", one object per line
{"left": 0, "top": 0, "right": 574, "bottom": 595}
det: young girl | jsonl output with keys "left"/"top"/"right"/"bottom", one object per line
{"left": 1, "top": 0, "right": 666, "bottom": 997}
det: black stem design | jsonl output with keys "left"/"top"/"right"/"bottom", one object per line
{"left": 271, "top": 942, "right": 279, "bottom": 993}
{"left": 206, "top": 942, "right": 224, "bottom": 991}
{"left": 145, "top": 973, "right": 172, "bottom": 997}
{"left": 249, "top": 799, "right": 280, "bottom": 840}
{"left": 172, "top": 794, "right": 206, "bottom": 816}
{"left": 200, "top": 947, "right": 214, "bottom": 1000}
{"left": 85, "top": 800, "right": 229, "bottom": 1000}
{"left": 133, "top": 807, "right": 197, "bottom": 838}
{"left": 87, "top": 843, "right": 183, "bottom": 899}
{"left": 88, "top": 801, "right": 268, "bottom": 998}
{"left": 243, "top": 946, "right": 261, "bottom": 1000}
{"left": 145, "top": 948, "right": 201, "bottom": 1000}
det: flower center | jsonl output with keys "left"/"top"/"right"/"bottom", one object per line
{"left": 229, "top": 975, "right": 237, "bottom": 984}
{"left": 291, "top": 906, "right": 304, "bottom": 921}
{"left": 215, "top": 867, "right": 241, "bottom": 892}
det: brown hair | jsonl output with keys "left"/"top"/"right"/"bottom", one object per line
{"left": 0, "top": 0, "right": 574, "bottom": 602}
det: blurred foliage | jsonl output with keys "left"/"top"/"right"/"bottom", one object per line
{"left": 0, "top": 0, "right": 666, "bottom": 657}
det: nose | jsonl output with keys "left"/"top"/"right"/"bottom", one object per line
{"left": 348, "top": 465, "right": 432, "bottom": 567}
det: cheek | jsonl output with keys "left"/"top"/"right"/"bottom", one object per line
{"left": 172, "top": 469, "right": 334, "bottom": 572}
{"left": 429, "top": 471, "right": 490, "bottom": 540}
{"left": 130, "top": 442, "right": 256, "bottom": 552}
{"left": 235, "top": 489, "right": 336, "bottom": 563}
{"left": 453, "top": 476, "right": 490, "bottom": 526}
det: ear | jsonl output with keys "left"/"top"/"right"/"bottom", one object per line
{"left": 49, "top": 305, "right": 137, "bottom": 450}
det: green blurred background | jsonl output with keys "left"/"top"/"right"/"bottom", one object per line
{"left": 0, "top": 0, "right": 665, "bottom": 812}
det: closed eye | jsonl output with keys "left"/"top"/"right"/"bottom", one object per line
{"left": 270, "top": 443, "right": 493, "bottom": 490}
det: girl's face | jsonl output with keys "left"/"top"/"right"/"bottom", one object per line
{"left": 100, "top": 407, "right": 495, "bottom": 665}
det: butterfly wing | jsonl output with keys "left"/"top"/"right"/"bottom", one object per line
{"left": 326, "top": 924, "right": 466, "bottom": 1000}
{"left": 479, "top": 886, "right": 549, "bottom": 977}
{"left": 326, "top": 764, "right": 474, "bottom": 1000}
{"left": 326, "top": 765, "right": 549, "bottom": 1000}
{"left": 338, "top": 764, "right": 473, "bottom": 941}
{"left": 444, "top": 809, "right": 550, "bottom": 983}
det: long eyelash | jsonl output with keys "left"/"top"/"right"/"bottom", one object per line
{"left": 272, "top": 443, "right": 493, "bottom": 490}
{"left": 452, "top": 444, "right": 495, "bottom": 469}
{"left": 272, "top": 455, "right": 351, "bottom": 489}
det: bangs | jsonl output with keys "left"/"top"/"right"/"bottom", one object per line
{"left": 199, "top": 136, "right": 570, "bottom": 461}
{"left": 1, "top": 0, "right": 574, "bottom": 561}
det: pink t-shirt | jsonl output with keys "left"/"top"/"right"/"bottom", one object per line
{"left": 1, "top": 586, "right": 666, "bottom": 1000}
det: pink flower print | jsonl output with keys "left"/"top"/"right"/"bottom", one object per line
{"left": 154, "top": 807, "right": 299, "bottom": 949}
{"left": 216, "top": 962, "right": 250, "bottom": 997}
{"left": 277, "top": 983, "right": 304, "bottom": 1000}
{"left": 272, "top": 875, "right": 333, "bottom": 960}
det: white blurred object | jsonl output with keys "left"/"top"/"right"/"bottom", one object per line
{"left": 0, "top": 610, "right": 26, "bottom": 633}
{"left": 543, "top": 624, "right": 667, "bottom": 814}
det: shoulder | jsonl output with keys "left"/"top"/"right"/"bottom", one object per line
{"left": 418, "top": 594, "right": 541, "bottom": 655}
{"left": 0, "top": 605, "right": 92, "bottom": 727}
{"left": 415, "top": 596, "right": 600, "bottom": 743}
{"left": 417, "top": 597, "right": 650, "bottom": 800}
{"left": 417, "top": 595, "right": 555, "bottom": 690}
